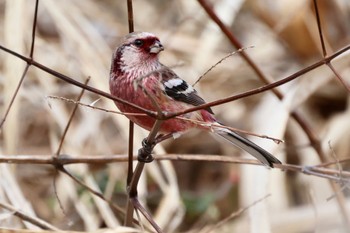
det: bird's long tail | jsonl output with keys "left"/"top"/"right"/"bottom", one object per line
{"left": 213, "top": 125, "right": 281, "bottom": 168}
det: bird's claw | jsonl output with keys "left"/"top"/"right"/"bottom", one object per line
{"left": 138, "top": 139, "right": 155, "bottom": 163}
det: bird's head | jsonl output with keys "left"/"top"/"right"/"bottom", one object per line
{"left": 111, "top": 32, "right": 164, "bottom": 76}
{"left": 123, "top": 32, "right": 164, "bottom": 55}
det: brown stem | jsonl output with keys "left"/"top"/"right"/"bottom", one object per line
{"left": 327, "top": 62, "right": 350, "bottom": 92}
{"left": 0, "top": 44, "right": 157, "bottom": 118}
{"left": 55, "top": 77, "right": 90, "bottom": 156}
{"left": 313, "top": 0, "right": 327, "bottom": 57}
{"left": 131, "top": 197, "right": 163, "bottom": 233}
{"left": 125, "top": 0, "right": 135, "bottom": 227}
{"left": 0, "top": 201, "right": 60, "bottom": 231}
{"left": 197, "top": 0, "right": 350, "bottom": 226}
{"left": 166, "top": 45, "right": 350, "bottom": 119}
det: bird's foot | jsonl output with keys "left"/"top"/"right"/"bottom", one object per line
{"left": 138, "top": 139, "right": 155, "bottom": 163}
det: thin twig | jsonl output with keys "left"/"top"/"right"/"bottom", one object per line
{"left": 1, "top": 154, "right": 350, "bottom": 182}
{"left": 56, "top": 165, "right": 148, "bottom": 229}
{"left": 0, "top": 201, "right": 61, "bottom": 231}
{"left": 55, "top": 77, "right": 90, "bottom": 155}
{"left": 311, "top": 0, "right": 350, "bottom": 225}
{"left": 46, "top": 95, "right": 146, "bottom": 117}
{"left": 1, "top": 43, "right": 349, "bottom": 122}
{"left": 172, "top": 8, "right": 349, "bottom": 224}
{"left": 46, "top": 95, "right": 283, "bottom": 144}
{"left": 125, "top": 0, "right": 136, "bottom": 227}
{"left": 194, "top": 0, "right": 328, "bottom": 167}
{"left": 327, "top": 62, "right": 350, "bottom": 92}
{"left": 204, "top": 194, "right": 271, "bottom": 233}
{"left": 316, "top": 158, "right": 350, "bottom": 168}
{"left": 29, "top": 0, "right": 39, "bottom": 58}
{"left": 312, "top": 0, "right": 350, "bottom": 92}
{"left": 0, "top": 65, "right": 29, "bottom": 130}
{"left": 56, "top": 165, "right": 153, "bottom": 232}
{"left": 131, "top": 197, "right": 163, "bottom": 233}
{"left": 326, "top": 141, "right": 348, "bottom": 202}
{"left": 197, "top": 0, "right": 283, "bottom": 99}
{"left": 127, "top": 0, "right": 134, "bottom": 33}
{"left": 127, "top": 121, "right": 135, "bottom": 185}
{"left": 0, "top": 44, "right": 157, "bottom": 118}
{"left": 193, "top": 47, "right": 253, "bottom": 86}
{"left": 125, "top": 121, "right": 135, "bottom": 227}
{"left": 177, "top": 116, "right": 284, "bottom": 144}
{"left": 53, "top": 77, "right": 90, "bottom": 218}
{"left": 313, "top": 0, "right": 327, "bottom": 57}
{"left": 57, "top": 166, "right": 125, "bottom": 214}
{"left": 166, "top": 44, "right": 350, "bottom": 119}
{"left": 0, "top": 0, "right": 39, "bottom": 130}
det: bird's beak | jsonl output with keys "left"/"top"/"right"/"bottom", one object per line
{"left": 149, "top": 41, "right": 164, "bottom": 54}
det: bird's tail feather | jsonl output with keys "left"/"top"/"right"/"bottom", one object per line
{"left": 213, "top": 126, "right": 281, "bottom": 168}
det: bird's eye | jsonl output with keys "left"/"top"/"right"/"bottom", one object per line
{"left": 133, "top": 39, "right": 144, "bottom": 47}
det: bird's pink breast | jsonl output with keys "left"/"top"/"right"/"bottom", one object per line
{"left": 110, "top": 76, "right": 214, "bottom": 133}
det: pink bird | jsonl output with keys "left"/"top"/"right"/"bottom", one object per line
{"left": 109, "top": 32, "right": 281, "bottom": 167}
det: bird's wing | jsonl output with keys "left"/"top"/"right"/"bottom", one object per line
{"left": 159, "top": 67, "right": 214, "bottom": 114}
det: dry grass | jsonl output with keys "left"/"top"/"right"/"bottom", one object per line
{"left": 0, "top": 0, "right": 350, "bottom": 232}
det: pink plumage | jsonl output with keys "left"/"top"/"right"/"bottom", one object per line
{"left": 109, "top": 32, "right": 281, "bottom": 167}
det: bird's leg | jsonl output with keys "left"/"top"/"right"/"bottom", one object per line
{"left": 137, "top": 133, "right": 175, "bottom": 163}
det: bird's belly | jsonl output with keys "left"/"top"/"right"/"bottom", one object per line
{"left": 115, "top": 102, "right": 197, "bottom": 133}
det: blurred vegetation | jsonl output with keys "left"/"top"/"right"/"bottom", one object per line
{"left": 0, "top": 0, "right": 350, "bottom": 232}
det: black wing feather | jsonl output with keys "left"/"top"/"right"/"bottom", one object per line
{"left": 161, "top": 68, "right": 214, "bottom": 114}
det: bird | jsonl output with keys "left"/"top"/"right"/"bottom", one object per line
{"left": 109, "top": 32, "right": 281, "bottom": 168}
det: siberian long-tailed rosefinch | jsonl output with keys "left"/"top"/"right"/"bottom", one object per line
{"left": 109, "top": 32, "right": 281, "bottom": 167}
